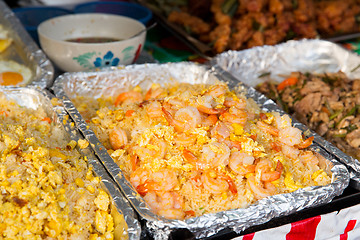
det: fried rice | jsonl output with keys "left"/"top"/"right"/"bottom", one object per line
{"left": 73, "top": 81, "right": 332, "bottom": 220}
{"left": 0, "top": 92, "right": 124, "bottom": 239}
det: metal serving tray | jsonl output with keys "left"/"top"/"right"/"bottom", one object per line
{"left": 211, "top": 39, "right": 360, "bottom": 190}
{"left": 52, "top": 62, "right": 348, "bottom": 239}
{"left": 0, "top": 87, "right": 141, "bottom": 240}
{"left": 0, "top": 0, "right": 53, "bottom": 88}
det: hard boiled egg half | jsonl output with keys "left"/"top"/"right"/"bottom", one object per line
{"left": 0, "top": 60, "right": 32, "bottom": 86}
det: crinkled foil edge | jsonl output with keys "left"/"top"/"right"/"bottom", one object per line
{"left": 52, "top": 62, "right": 349, "bottom": 239}
{"left": 0, "top": 87, "right": 141, "bottom": 240}
{"left": 0, "top": 1, "right": 54, "bottom": 89}
{"left": 211, "top": 39, "right": 360, "bottom": 189}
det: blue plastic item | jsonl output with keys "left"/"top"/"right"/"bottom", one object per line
{"left": 13, "top": 7, "right": 73, "bottom": 44}
{"left": 74, "top": 1, "right": 152, "bottom": 25}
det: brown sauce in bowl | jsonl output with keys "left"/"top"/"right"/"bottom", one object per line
{"left": 66, "top": 37, "right": 122, "bottom": 43}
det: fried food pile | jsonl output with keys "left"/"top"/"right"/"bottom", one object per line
{"left": 165, "top": 0, "right": 360, "bottom": 53}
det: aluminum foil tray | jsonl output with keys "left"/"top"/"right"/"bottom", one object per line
{"left": 211, "top": 39, "right": 360, "bottom": 190}
{"left": 0, "top": 1, "right": 53, "bottom": 88}
{"left": 0, "top": 87, "right": 141, "bottom": 240}
{"left": 52, "top": 62, "right": 349, "bottom": 239}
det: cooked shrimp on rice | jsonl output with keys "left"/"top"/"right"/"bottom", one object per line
{"left": 74, "top": 81, "right": 332, "bottom": 220}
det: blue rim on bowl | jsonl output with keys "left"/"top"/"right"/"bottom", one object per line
{"left": 73, "top": 1, "right": 152, "bottom": 25}
{"left": 13, "top": 7, "right": 73, "bottom": 43}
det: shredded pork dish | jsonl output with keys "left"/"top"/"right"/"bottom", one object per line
{"left": 256, "top": 71, "right": 360, "bottom": 161}
{"left": 0, "top": 93, "right": 123, "bottom": 239}
{"left": 74, "top": 81, "right": 331, "bottom": 220}
{"left": 160, "top": 0, "right": 360, "bottom": 53}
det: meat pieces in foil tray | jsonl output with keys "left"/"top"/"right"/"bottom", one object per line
{"left": 73, "top": 81, "right": 332, "bottom": 220}
{"left": 0, "top": 93, "right": 126, "bottom": 239}
{"left": 256, "top": 71, "right": 360, "bottom": 161}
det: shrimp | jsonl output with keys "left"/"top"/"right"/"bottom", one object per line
{"left": 201, "top": 114, "right": 218, "bottom": 127}
{"left": 197, "top": 105, "right": 223, "bottom": 115}
{"left": 247, "top": 175, "right": 277, "bottom": 200}
{"left": 224, "top": 140, "right": 243, "bottom": 151}
{"left": 274, "top": 113, "right": 292, "bottom": 129}
{"left": 210, "top": 121, "right": 230, "bottom": 140}
{"left": 144, "top": 85, "right": 165, "bottom": 100}
{"left": 143, "top": 191, "right": 185, "bottom": 219}
{"left": 183, "top": 142, "right": 230, "bottom": 169}
{"left": 133, "top": 137, "right": 167, "bottom": 161}
{"left": 201, "top": 169, "right": 237, "bottom": 195}
{"left": 200, "top": 142, "right": 231, "bottom": 167}
{"left": 256, "top": 120, "right": 279, "bottom": 137}
{"left": 221, "top": 107, "right": 247, "bottom": 125}
{"left": 296, "top": 136, "right": 314, "bottom": 149}
{"left": 229, "top": 151, "right": 256, "bottom": 175}
{"left": 255, "top": 158, "right": 283, "bottom": 182}
{"left": 162, "top": 106, "right": 201, "bottom": 133}
{"left": 163, "top": 98, "right": 186, "bottom": 113}
{"left": 114, "top": 90, "right": 143, "bottom": 105}
{"left": 109, "top": 127, "right": 128, "bottom": 150}
{"left": 278, "top": 126, "right": 302, "bottom": 146}
{"left": 130, "top": 167, "right": 150, "bottom": 194}
{"left": 130, "top": 168, "right": 178, "bottom": 195}
{"left": 146, "top": 101, "right": 163, "bottom": 119}
{"left": 196, "top": 95, "right": 223, "bottom": 114}
{"left": 174, "top": 133, "right": 197, "bottom": 146}
{"left": 270, "top": 141, "right": 282, "bottom": 152}
{"left": 224, "top": 97, "right": 247, "bottom": 109}
{"left": 183, "top": 149, "right": 208, "bottom": 170}
{"left": 158, "top": 209, "right": 185, "bottom": 220}
{"left": 299, "top": 151, "right": 319, "bottom": 166}
{"left": 204, "top": 84, "right": 227, "bottom": 98}
{"left": 130, "top": 154, "right": 138, "bottom": 171}
{"left": 281, "top": 144, "right": 300, "bottom": 159}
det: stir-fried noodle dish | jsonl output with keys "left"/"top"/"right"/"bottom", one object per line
{"left": 0, "top": 92, "right": 124, "bottom": 239}
{"left": 74, "top": 81, "right": 332, "bottom": 220}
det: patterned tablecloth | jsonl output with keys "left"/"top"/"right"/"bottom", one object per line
{"left": 234, "top": 204, "right": 360, "bottom": 240}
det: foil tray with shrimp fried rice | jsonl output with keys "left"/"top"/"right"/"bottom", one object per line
{"left": 0, "top": 87, "right": 141, "bottom": 239}
{"left": 0, "top": 1, "right": 53, "bottom": 88}
{"left": 211, "top": 39, "right": 360, "bottom": 190}
{"left": 52, "top": 62, "right": 348, "bottom": 239}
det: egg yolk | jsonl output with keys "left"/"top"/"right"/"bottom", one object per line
{"left": 0, "top": 39, "right": 12, "bottom": 53}
{"left": 0, "top": 71, "right": 23, "bottom": 86}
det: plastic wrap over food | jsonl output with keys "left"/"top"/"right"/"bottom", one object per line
{"left": 0, "top": 87, "right": 141, "bottom": 240}
{"left": 211, "top": 39, "right": 360, "bottom": 189}
{"left": 0, "top": 1, "right": 53, "bottom": 88}
{"left": 52, "top": 62, "right": 349, "bottom": 239}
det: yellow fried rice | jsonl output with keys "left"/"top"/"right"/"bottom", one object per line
{"left": 73, "top": 81, "right": 332, "bottom": 220}
{"left": 0, "top": 93, "right": 122, "bottom": 239}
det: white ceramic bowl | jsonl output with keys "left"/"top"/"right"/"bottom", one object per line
{"left": 37, "top": 13, "right": 146, "bottom": 72}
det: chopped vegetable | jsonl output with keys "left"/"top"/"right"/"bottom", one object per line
{"left": 277, "top": 77, "right": 298, "bottom": 91}
{"left": 258, "top": 72, "right": 271, "bottom": 78}
{"left": 41, "top": 117, "right": 52, "bottom": 124}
